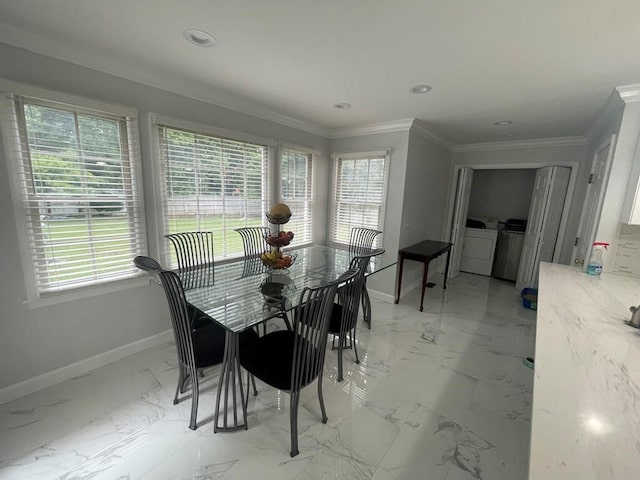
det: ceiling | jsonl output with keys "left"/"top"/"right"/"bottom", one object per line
{"left": 1, "top": 0, "right": 639, "bottom": 145}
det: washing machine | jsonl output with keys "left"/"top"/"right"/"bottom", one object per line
{"left": 492, "top": 219, "right": 527, "bottom": 282}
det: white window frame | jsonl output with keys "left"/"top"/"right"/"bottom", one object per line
{"left": 150, "top": 114, "right": 277, "bottom": 266}
{"left": 0, "top": 79, "right": 146, "bottom": 306}
{"left": 328, "top": 149, "right": 390, "bottom": 247}
{"left": 278, "top": 143, "right": 315, "bottom": 246}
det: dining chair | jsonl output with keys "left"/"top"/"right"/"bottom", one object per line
{"left": 235, "top": 226, "right": 270, "bottom": 258}
{"left": 349, "top": 227, "right": 382, "bottom": 254}
{"left": 165, "top": 231, "right": 215, "bottom": 289}
{"left": 236, "top": 226, "right": 292, "bottom": 333}
{"left": 135, "top": 248, "right": 213, "bottom": 331}
{"left": 328, "top": 254, "right": 373, "bottom": 381}
{"left": 155, "top": 267, "right": 258, "bottom": 430}
{"left": 348, "top": 227, "right": 382, "bottom": 329}
{"left": 241, "top": 255, "right": 267, "bottom": 277}
{"left": 240, "top": 274, "right": 346, "bottom": 457}
{"left": 133, "top": 255, "right": 162, "bottom": 273}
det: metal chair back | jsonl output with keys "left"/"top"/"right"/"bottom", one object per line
{"left": 349, "top": 227, "right": 382, "bottom": 254}
{"left": 235, "top": 227, "right": 270, "bottom": 258}
{"left": 290, "top": 275, "right": 346, "bottom": 392}
{"left": 133, "top": 255, "right": 162, "bottom": 273}
{"left": 336, "top": 255, "right": 371, "bottom": 334}
{"left": 157, "top": 270, "right": 196, "bottom": 372}
{"left": 157, "top": 269, "right": 221, "bottom": 430}
{"left": 165, "top": 231, "right": 215, "bottom": 289}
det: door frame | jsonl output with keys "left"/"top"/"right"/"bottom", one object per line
{"left": 449, "top": 167, "right": 473, "bottom": 277}
{"left": 516, "top": 166, "right": 572, "bottom": 290}
{"left": 571, "top": 135, "right": 616, "bottom": 267}
{"left": 443, "top": 160, "right": 580, "bottom": 278}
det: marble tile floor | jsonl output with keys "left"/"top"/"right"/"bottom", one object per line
{"left": 0, "top": 273, "right": 536, "bottom": 480}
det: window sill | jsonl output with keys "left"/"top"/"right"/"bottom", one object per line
{"left": 25, "top": 276, "right": 151, "bottom": 309}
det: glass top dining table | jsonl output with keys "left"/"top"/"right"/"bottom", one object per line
{"left": 183, "top": 244, "right": 396, "bottom": 333}
{"left": 181, "top": 244, "right": 396, "bottom": 433}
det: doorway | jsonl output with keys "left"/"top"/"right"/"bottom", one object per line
{"left": 572, "top": 135, "right": 617, "bottom": 267}
{"left": 445, "top": 162, "right": 578, "bottom": 288}
{"left": 515, "top": 166, "right": 571, "bottom": 289}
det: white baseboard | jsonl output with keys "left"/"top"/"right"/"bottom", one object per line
{"left": 370, "top": 275, "right": 443, "bottom": 305}
{"left": 400, "top": 278, "right": 424, "bottom": 299}
{"left": 368, "top": 288, "right": 395, "bottom": 303}
{"left": 0, "top": 329, "right": 174, "bottom": 405}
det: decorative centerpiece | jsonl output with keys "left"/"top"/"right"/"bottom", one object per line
{"left": 260, "top": 273, "right": 294, "bottom": 302}
{"left": 260, "top": 203, "right": 296, "bottom": 270}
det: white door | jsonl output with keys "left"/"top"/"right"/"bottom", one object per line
{"left": 572, "top": 135, "right": 616, "bottom": 268}
{"left": 538, "top": 167, "right": 571, "bottom": 263}
{"left": 449, "top": 167, "right": 473, "bottom": 278}
{"left": 516, "top": 167, "right": 554, "bottom": 290}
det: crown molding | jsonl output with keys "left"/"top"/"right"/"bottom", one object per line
{"left": 410, "top": 119, "right": 453, "bottom": 150}
{"left": 239, "top": 108, "right": 328, "bottom": 137}
{"left": 329, "top": 118, "right": 453, "bottom": 151}
{"left": 0, "top": 24, "right": 330, "bottom": 138}
{"left": 616, "top": 83, "right": 640, "bottom": 103}
{"left": 585, "top": 90, "right": 625, "bottom": 142}
{"left": 452, "top": 136, "right": 588, "bottom": 153}
{"left": 329, "top": 118, "right": 414, "bottom": 139}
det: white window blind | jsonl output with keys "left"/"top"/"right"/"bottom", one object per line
{"left": 280, "top": 148, "right": 313, "bottom": 244}
{"left": 329, "top": 152, "right": 389, "bottom": 246}
{"left": 157, "top": 125, "right": 270, "bottom": 263}
{"left": 2, "top": 94, "right": 145, "bottom": 296}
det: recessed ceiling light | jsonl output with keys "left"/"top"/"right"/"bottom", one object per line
{"left": 183, "top": 29, "right": 217, "bottom": 47}
{"left": 410, "top": 84, "right": 432, "bottom": 94}
{"left": 494, "top": 120, "right": 514, "bottom": 126}
{"left": 333, "top": 103, "right": 351, "bottom": 110}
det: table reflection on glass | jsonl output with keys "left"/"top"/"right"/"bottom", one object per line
{"left": 183, "top": 245, "right": 396, "bottom": 432}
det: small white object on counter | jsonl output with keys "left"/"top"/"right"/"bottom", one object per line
{"left": 530, "top": 262, "right": 640, "bottom": 480}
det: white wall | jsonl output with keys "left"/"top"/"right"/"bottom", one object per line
{"left": 594, "top": 99, "right": 640, "bottom": 271}
{"left": 450, "top": 142, "right": 590, "bottom": 265}
{"left": 0, "top": 42, "right": 331, "bottom": 392}
{"left": 612, "top": 223, "right": 640, "bottom": 276}
{"left": 327, "top": 126, "right": 452, "bottom": 297}
{"left": 401, "top": 129, "right": 452, "bottom": 246}
{"left": 393, "top": 128, "right": 452, "bottom": 291}
{"left": 329, "top": 130, "right": 410, "bottom": 298}
{"left": 467, "top": 169, "right": 536, "bottom": 222}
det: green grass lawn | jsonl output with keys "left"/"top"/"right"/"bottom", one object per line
{"left": 41, "top": 214, "right": 265, "bottom": 285}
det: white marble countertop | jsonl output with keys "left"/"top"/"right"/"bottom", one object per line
{"left": 530, "top": 262, "right": 640, "bottom": 479}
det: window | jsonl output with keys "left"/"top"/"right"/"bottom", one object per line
{"left": 156, "top": 124, "right": 271, "bottom": 263}
{"left": 280, "top": 148, "right": 313, "bottom": 244}
{"left": 1, "top": 90, "right": 145, "bottom": 298}
{"left": 329, "top": 151, "right": 389, "bottom": 246}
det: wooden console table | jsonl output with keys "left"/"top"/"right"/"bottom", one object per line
{"left": 394, "top": 240, "right": 452, "bottom": 312}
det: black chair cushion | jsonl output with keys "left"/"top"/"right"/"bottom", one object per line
{"left": 238, "top": 327, "right": 260, "bottom": 351}
{"left": 187, "top": 304, "right": 215, "bottom": 330}
{"left": 327, "top": 303, "right": 343, "bottom": 334}
{"left": 192, "top": 323, "right": 258, "bottom": 368}
{"left": 240, "top": 330, "right": 318, "bottom": 391}
{"left": 192, "top": 323, "right": 225, "bottom": 368}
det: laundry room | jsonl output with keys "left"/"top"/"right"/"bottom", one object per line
{"left": 461, "top": 168, "right": 536, "bottom": 281}
{"left": 455, "top": 166, "right": 572, "bottom": 285}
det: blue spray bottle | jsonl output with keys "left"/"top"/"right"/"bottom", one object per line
{"left": 586, "top": 242, "right": 609, "bottom": 275}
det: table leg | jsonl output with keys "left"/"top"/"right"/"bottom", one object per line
{"left": 362, "top": 283, "right": 372, "bottom": 329}
{"left": 214, "top": 331, "right": 247, "bottom": 432}
{"left": 443, "top": 247, "right": 451, "bottom": 289}
{"left": 420, "top": 259, "right": 430, "bottom": 312}
{"left": 395, "top": 254, "right": 404, "bottom": 304}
